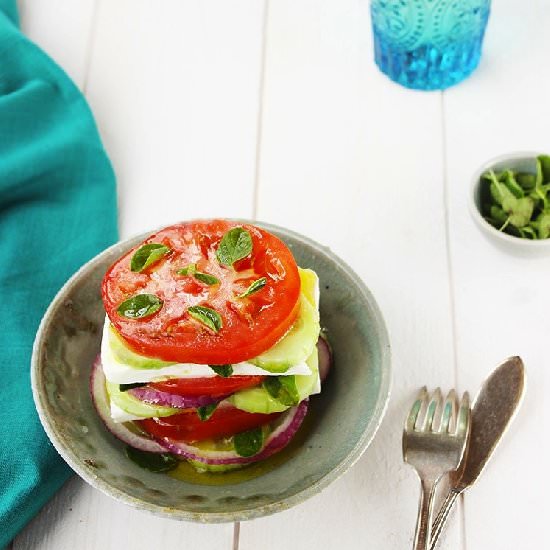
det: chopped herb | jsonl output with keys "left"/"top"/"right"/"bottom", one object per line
{"left": 194, "top": 272, "right": 220, "bottom": 285}
{"left": 125, "top": 446, "right": 178, "bottom": 472}
{"left": 119, "top": 382, "right": 147, "bottom": 392}
{"left": 177, "top": 263, "right": 197, "bottom": 276}
{"left": 234, "top": 427, "right": 264, "bottom": 457}
{"left": 480, "top": 155, "right": 550, "bottom": 240}
{"left": 209, "top": 364, "right": 233, "bottom": 377}
{"left": 197, "top": 403, "right": 218, "bottom": 421}
{"left": 188, "top": 305, "right": 222, "bottom": 332}
{"left": 263, "top": 376, "right": 300, "bottom": 406}
{"left": 216, "top": 227, "right": 253, "bottom": 266}
{"left": 238, "top": 277, "right": 267, "bottom": 298}
{"left": 130, "top": 243, "right": 170, "bottom": 272}
{"left": 117, "top": 294, "right": 162, "bottom": 319}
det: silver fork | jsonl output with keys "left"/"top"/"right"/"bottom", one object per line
{"left": 403, "top": 387, "right": 471, "bottom": 550}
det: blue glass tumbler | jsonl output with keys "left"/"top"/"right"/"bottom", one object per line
{"left": 370, "top": 0, "right": 491, "bottom": 90}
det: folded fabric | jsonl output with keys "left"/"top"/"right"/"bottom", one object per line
{"left": 0, "top": 1, "right": 118, "bottom": 546}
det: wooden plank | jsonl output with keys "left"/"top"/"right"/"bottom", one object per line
{"left": 13, "top": 1, "right": 265, "bottom": 548}
{"left": 443, "top": 0, "right": 550, "bottom": 548}
{"left": 240, "top": 1, "right": 460, "bottom": 548}
{"left": 85, "top": 0, "right": 267, "bottom": 238}
{"left": 12, "top": 478, "right": 233, "bottom": 550}
{"left": 18, "top": 0, "right": 97, "bottom": 89}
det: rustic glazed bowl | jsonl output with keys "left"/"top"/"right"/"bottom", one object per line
{"left": 32, "top": 221, "right": 391, "bottom": 522}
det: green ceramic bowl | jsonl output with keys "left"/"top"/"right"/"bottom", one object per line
{"left": 32, "top": 221, "right": 391, "bottom": 522}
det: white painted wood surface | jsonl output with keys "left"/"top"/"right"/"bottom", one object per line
{"left": 13, "top": 0, "right": 548, "bottom": 548}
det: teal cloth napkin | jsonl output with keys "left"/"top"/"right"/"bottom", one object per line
{"left": 0, "top": 1, "right": 118, "bottom": 546}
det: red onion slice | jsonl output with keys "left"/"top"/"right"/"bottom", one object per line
{"left": 128, "top": 387, "right": 227, "bottom": 409}
{"left": 317, "top": 334, "right": 333, "bottom": 383}
{"left": 90, "top": 356, "right": 167, "bottom": 453}
{"left": 156, "top": 399, "right": 309, "bottom": 465}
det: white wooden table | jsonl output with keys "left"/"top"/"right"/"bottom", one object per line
{"left": 12, "top": 1, "right": 550, "bottom": 548}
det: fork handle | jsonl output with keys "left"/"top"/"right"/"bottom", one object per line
{"left": 429, "top": 489, "right": 461, "bottom": 550}
{"left": 413, "top": 478, "right": 437, "bottom": 550}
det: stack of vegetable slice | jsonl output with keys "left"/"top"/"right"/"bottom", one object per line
{"left": 91, "top": 220, "right": 330, "bottom": 473}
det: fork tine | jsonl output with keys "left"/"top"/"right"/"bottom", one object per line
{"left": 406, "top": 386, "right": 428, "bottom": 432}
{"left": 456, "top": 391, "right": 471, "bottom": 435}
{"left": 440, "top": 389, "right": 457, "bottom": 433}
{"left": 426, "top": 388, "right": 443, "bottom": 431}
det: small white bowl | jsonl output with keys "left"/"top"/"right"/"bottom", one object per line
{"left": 470, "top": 152, "right": 550, "bottom": 256}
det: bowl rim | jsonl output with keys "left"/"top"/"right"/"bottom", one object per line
{"left": 469, "top": 151, "right": 550, "bottom": 248}
{"left": 31, "top": 219, "right": 392, "bottom": 523}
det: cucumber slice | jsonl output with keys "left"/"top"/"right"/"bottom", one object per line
{"left": 106, "top": 380, "right": 180, "bottom": 418}
{"left": 108, "top": 324, "right": 176, "bottom": 369}
{"left": 229, "top": 347, "right": 319, "bottom": 414}
{"left": 250, "top": 268, "right": 320, "bottom": 373}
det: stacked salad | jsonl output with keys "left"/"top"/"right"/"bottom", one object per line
{"left": 91, "top": 220, "right": 331, "bottom": 473}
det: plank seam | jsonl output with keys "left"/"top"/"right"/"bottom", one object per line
{"left": 252, "top": 0, "right": 270, "bottom": 221}
{"left": 440, "top": 91, "right": 466, "bottom": 550}
{"left": 82, "top": 0, "right": 102, "bottom": 95}
{"left": 233, "top": 521, "right": 241, "bottom": 550}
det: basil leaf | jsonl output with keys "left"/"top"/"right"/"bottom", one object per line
{"left": 117, "top": 294, "right": 163, "bottom": 319}
{"left": 534, "top": 159, "right": 550, "bottom": 209}
{"left": 188, "top": 305, "right": 222, "bottom": 332}
{"left": 489, "top": 205, "right": 508, "bottom": 226}
{"left": 519, "top": 226, "right": 537, "bottom": 239}
{"left": 263, "top": 376, "right": 300, "bottom": 406}
{"left": 131, "top": 244, "right": 170, "bottom": 272}
{"left": 536, "top": 211, "right": 550, "bottom": 239}
{"left": 516, "top": 172, "right": 536, "bottom": 191}
{"left": 209, "top": 364, "right": 233, "bottom": 377}
{"left": 216, "top": 227, "right": 253, "bottom": 266}
{"left": 234, "top": 427, "right": 264, "bottom": 457}
{"left": 238, "top": 277, "right": 267, "bottom": 298}
{"left": 194, "top": 272, "right": 220, "bottom": 285}
{"left": 538, "top": 155, "right": 550, "bottom": 184}
{"left": 502, "top": 170, "right": 524, "bottom": 198}
{"left": 177, "top": 263, "right": 197, "bottom": 276}
{"left": 503, "top": 196, "right": 534, "bottom": 228}
{"left": 125, "top": 446, "right": 178, "bottom": 473}
{"left": 119, "top": 382, "right": 147, "bottom": 392}
{"left": 487, "top": 170, "right": 515, "bottom": 206}
{"left": 196, "top": 403, "right": 218, "bottom": 421}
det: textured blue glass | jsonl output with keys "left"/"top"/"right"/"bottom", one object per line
{"left": 370, "top": 0, "right": 491, "bottom": 90}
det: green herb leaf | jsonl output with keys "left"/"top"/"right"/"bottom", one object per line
{"left": 209, "top": 364, "right": 233, "bottom": 377}
{"left": 194, "top": 272, "right": 220, "bottom": 285}
{"left": 117, "top": 294, "right": 163, "bottom": 319}
{"left": 238, "top": 277, "right": 267, "bottom": 298}
{"left": 502, "top": 170, "right": 524, "bottom": 198}
{"left": 516, "top": 172, "right": 536, "bottom": 191}
{"left": 131, "top": 244, "right": 170, "bottom": 272}
{"left": 519, "top": 226, "right": 537, "bottom": 239}
{"left": 534, "top": 159, "right": 550, "bottom": 209}
{"left": 535, "top": 211, "right": 550, "bottom": 239}
{"left": 262, "top": 376, "right": 300, "bottom": 406}
{"left": 125, "top": 446, "right": 178, "bottom": 472}
{"left": 234, "top": 427, "right": 264, "bottom": 457}
{"left": 487, "top": 170, "right": 515, "bottom": 206}
{"left": 197, "top": 403, "right": 218, "bottom": 421}
{"left": 188, "top": 305, "right": 222, "bottom": 332}
{"left": 538, "top": 155, "right": 550, "bottom": 184}
{"left": 489, "top": 205, "right": 508, "bottom": 226}
{"left": 177, "top": 263, "right": 197, "bottom": 276}
{"left": 503, "top": 196, "right": 534, "bottom": 228}
{"left": 216, "top": 227, "right": 253, "bottom": 266}
{"left": 119, "top": 382, "right": 147, "bottom": 392}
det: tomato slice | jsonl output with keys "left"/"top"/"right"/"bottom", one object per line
{"left": 102, "top": 220, "right": 301, "bottom": 364}
{"left": 138, "top": 406, "right": 280, "bottom": 443}
{"left": 149, "top": 375, "right": 265, "bottom": 398}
